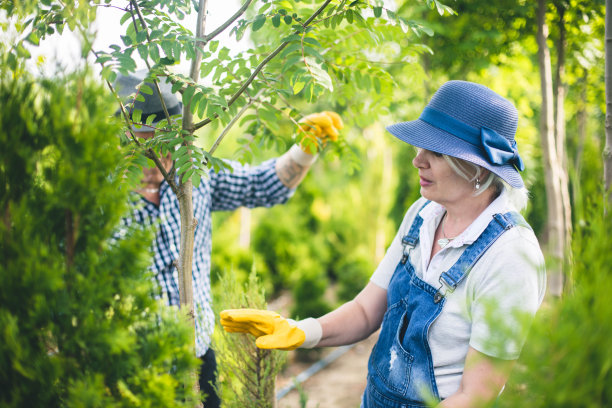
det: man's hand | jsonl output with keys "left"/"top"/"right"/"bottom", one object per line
{"left": 297, "top": 111, "right": 344, "bottom": 154}
{"left": 220, "top": 309, "right": 306, "bottom": 350}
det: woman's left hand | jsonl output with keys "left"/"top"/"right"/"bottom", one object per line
{"left": 436, "top": 347, "right": 515, "bottom": 408}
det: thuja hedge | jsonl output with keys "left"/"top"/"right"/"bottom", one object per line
{"left": 0, "top": 71, "right": 200, "bottom": 407}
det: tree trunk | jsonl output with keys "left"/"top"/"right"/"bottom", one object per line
{"left": 572, "top": 76, "right": 588, "bottom": 221}
{"left": 176, "top": 0, "right": 208, "bottom": 405}
{"left": 537, "top": 0, "right": 566, "bottom": 296}
{"left": 553, "top": 0, "right": 573, "bottom": 283}
{"left": 605, "top": 0, "right": 612, "bottom": 206}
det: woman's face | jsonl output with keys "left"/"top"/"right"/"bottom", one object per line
{"left": 411, "top": 148, "right": 475, "bottom": 206}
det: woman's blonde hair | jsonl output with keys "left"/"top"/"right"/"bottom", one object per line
{"left": 443, "top": 155, "right": 529, "bottom": 212}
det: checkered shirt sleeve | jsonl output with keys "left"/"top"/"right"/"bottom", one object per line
{"left": 121, "top": 158, "right": 294, "bottom": 357}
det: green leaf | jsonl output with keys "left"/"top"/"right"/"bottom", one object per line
{"left": 136, "top": 30, "right": 147, "bottom": 43}
{"left": 374, "top": 76, "right": 381, "bottom": 93}
{"left": 201, "top": 59, "right": 218, "bottom": 78}
{"left": 302, "top": 37, "right": 322, "bottom": 47}
{"left": 292, "top": 81, "right": 306, "bottom": 94}
{"left": 190, "top": 91, "right": 204, "bottom": 115}
{"left": 258, "top": 107, "right": 277, "bottom": 124}
{"left": 171, "top": 80, "right": 183, "bottom": 94}
{"left": 279, "top": 42, "right": 302, "bottom": 59}
{"left": 346, "top": 10, "right": 354, "bottom": 24}
{"left": 176, "top": 155, "right": 191, "bottom": 171}
{"left": 120, "top": 11, "right": 132, "bottom": 25}
{"left": 209, "top": 40, "right": 219, "bottom": 52}
{"left": 272, "top": 14, "right": 281, "bottom": 27}
{"left": 197, "top": 96, "right": 208, "bottom": 118}
{"left": 181, "top": 168, "right": 195, "bottom": 183}
{"left": 182, "top": 85, "right": 196, "bottom": 106}
{"left": 95, "top": 54, "right": 113, "bottom": 64}
{"left": 159, "top": 57, "right": 175, "bottom": 66}
{"left": 26, "top": 31, "right": 40, "bottom": 45}
{"left": 121, "top": 35, "right": 132, "bottom": 46}
{"left": 239, "top": 114, "right": 258, "bottom": 127}
{"left": 145, "top": 114, "right": 157, "bottom": 126}
{"left": 149, "top": 44, "right": 160, "bottom": 62}
{"left": 283, "top": 15, "right": 292, "bottom": 25}
{"left": 252, "top": 14, "right": 266, "bottom": 32}
{"left": 192, "top": 171, "right": 202, "bottom": 188}
{"left": 137, "top": 44, "right": 149, "bottom": 62}
{"left": 150, "top": 29, "right": 164, "bottom": 39}
{"left": 132, "top": 109, "right": 142, "bottom": 124}
{"left": 140, "top": 84, "right": 153, "bottom": 95}
{"left": 282, "top": 34, "right": 301, "bottom": 42}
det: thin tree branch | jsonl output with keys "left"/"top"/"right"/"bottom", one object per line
{"left": 208, "top": 88, "right": 264, "bottom": 156}
{"left": 203, "top": 0, "right": 255, "bottom": 44}
{"left": 193, "top": 0, "right": 333, "bottom": 131}
{"left": 129, "top": 0, "right": 173, "bottom": 125}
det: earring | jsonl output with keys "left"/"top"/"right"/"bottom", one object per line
{"left": 475, "top": 178, "right": 481, "bottom": 190}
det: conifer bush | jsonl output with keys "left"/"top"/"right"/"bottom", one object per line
{"left": 0, "top": 71, "right": 200, "bottom": 407}
{"left": 214, "top": 268, "right": 286, "bottom": 408}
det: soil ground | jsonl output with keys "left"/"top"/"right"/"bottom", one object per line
{"left": 275, "top": 332, "right": 379, "bottom": 408}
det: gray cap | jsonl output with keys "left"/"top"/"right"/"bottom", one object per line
{"left": 114, "top": 70, "right": 182, "bottom": 132}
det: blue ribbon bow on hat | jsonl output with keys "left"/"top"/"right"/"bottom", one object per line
{"left": 420, "top": 107, "right": 525, "bottom": 171}
{"left": 480, "top": 127, "right": 525, "bottom": 171}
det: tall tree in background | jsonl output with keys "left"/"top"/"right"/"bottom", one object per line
{"left": 605, "top": 0, "right": 612, "bottom": 204}
{"left": 553, "top": 0, "right": 572, "bottom": 272}
{"left": 537, "top": 0, "right": 571, "bottom": 296}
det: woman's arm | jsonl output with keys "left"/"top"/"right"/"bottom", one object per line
{"left": 316, "top": 282, "right": 388, "bottom": 347}
{"left": 437, "top": 347, "right": 515, "bottom": 408}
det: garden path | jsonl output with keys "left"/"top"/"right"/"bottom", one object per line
{"left": 276, "top": 332, "right": 378, "bottom": 408}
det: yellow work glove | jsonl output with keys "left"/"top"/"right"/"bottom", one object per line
{"left": 220, "top": 309, "right": 306, "bottom": 350}
{"left": 297, "top": 111, "right": 344, "bottom": 154}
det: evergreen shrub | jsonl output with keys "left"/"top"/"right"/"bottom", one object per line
{"left": 214, "top": 268, "right": 286, "bottom": 408}
{"left": 0, "top": 72, "right": 199, "bottom": 407}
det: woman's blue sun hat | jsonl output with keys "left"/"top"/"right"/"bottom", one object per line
{"left": 387, "top": 80, "right": 525, "bottom": 188}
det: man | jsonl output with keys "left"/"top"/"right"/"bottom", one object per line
{"left": 114, "top": 71, "right": 342, "bottom": 407}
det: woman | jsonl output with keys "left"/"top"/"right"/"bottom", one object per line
{"left": 221, "top": 81, "right": 546, "bottom": 407}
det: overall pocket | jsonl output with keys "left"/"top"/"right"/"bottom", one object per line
{"left": 372, "top": 307, "right": 415, "bottom": 396}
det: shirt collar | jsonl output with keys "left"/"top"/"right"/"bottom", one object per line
{"left": 418, "top": 189, "right": 510, "bottom": 248}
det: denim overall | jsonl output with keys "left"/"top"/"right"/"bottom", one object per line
{"left": 363, "top": 204, "right": 528, "bottom": 408}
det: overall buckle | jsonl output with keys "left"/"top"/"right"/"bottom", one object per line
{"left": 433, "top": 275, "right": 455, "bottom": 304}
{"left": 400, "top": 236, "right": 416, "bottom": 264}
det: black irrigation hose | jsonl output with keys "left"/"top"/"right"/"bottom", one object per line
{"left": 276, "top": 344, "right": 356, "bottom": 400}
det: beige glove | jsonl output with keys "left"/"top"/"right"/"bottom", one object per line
{"left": 220, "top": 309, "right": 322, "bottom": 350}
{"left": 297, "top": 111, "right": 344, "bottom": 154}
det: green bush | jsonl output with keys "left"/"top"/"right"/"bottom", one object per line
{"left": 499, "top": 203, "right": 612, "bottom": 407}
{"left": 213, "top": 268, "right": 286, "bottom": 408}
{"left": 0, "top": 72, "right": 199, "bottom": 407}
{"left": 334, "top": 251, "right": 374, "bottom": 303}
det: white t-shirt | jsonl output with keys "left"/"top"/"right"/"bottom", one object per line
{"left": 370, "top": 192, "right": 546, "bottom": 399}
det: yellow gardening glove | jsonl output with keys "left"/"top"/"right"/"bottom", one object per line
{"left": 220, "top": 309, "right": 306, "bottom": 351}
{"left": 297, "top": 111, "right": 344, "bottom": 154}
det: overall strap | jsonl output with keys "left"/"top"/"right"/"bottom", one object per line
{"left": 433, "top": 211, "right": 528, "bottom": 303}
{"left": 400, "top": 200, "right": 430, "bottom": 264}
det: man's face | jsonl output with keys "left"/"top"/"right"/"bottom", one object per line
{"left": 130, "top": 131, "right": 172, "bottom": 184}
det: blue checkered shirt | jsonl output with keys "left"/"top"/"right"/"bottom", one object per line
{"left": 122, "top": 158, "right": 293, "bottom": 356}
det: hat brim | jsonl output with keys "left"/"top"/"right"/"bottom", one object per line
{"left": 387, "top": 119, "right": 524, "bottom": 188}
